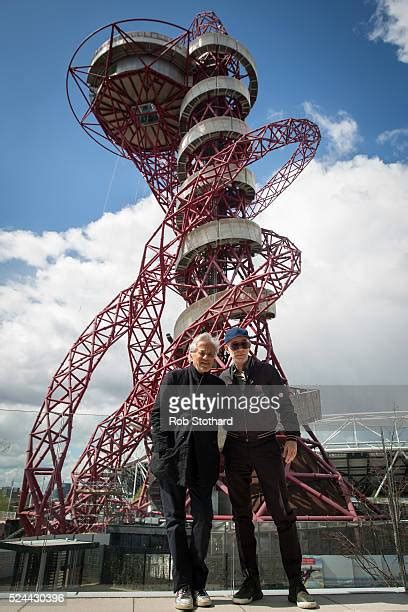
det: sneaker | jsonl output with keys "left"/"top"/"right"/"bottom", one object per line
{"left": 193, "top": 589, "right": 212, "bottom": 607}
{"left": 232, "top": 574, "right": 263, "bottom": 604}
{"left": 175, "top": 586, "right": 194, "bottom": 610}
{"left": 288, "top": 580, "right": 318, "bottom": 609}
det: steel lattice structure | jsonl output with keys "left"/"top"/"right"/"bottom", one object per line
{"left": 19, "top": 12, "right": 383, "bottom": 535}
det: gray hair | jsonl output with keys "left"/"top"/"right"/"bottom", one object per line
{"left": 189, "top": 332, "right": 220, "bottom": 354}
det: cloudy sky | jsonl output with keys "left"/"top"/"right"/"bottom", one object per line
{"left": 0, "top": 0, "right": 407, "bottom": 486}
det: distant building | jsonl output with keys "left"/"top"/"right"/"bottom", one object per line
{"left": 0, "top": 486, "right": 20, "bottom": 513}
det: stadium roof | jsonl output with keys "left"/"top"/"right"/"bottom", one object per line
{"left": 306, "top": 411, "right": 408, "bottom": 452}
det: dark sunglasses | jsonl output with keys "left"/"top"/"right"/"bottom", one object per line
{"left": 229, "top": 341, "right": 250, "bottom": 350}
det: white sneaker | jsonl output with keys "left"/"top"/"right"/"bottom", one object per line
{"left": 193, "top": 589, "right": 212, "bottom": 607}
{"left": 175, "top": 586, "right": 194, "bottom": 610}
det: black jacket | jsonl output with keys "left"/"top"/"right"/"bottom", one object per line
{"left": 220, "top": 356, "right": 300, "bottom": 439}
{"left": 150, "top": 364, "right": 225, "bottom": 487}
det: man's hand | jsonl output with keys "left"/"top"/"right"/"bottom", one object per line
{"left": 282, "top": 439, "right": 297, "bottom": 464}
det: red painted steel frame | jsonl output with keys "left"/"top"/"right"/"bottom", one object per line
{"left": 19, "top": 12, "right": 379, "bottom": 535}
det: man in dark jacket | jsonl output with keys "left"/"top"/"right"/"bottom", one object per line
{"left": 220, "top": 327, "right": 317, "bottom": 610}
{"left": 150, "top": 332, "right": 225, "bottom": 610}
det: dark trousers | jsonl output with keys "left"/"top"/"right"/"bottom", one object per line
{"left": 159, "top": 432, "right": 216, "bottom": 592}
{"left": 224, "top": 434, "right": 302, "bottom": 581}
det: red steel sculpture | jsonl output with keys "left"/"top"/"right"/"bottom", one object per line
{"left": 19, "top": 12, "right": 382, "bottom": 534}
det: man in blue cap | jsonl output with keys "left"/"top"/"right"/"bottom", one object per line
{"left": 220, "top": 327, "right": 317, "bottom": 609}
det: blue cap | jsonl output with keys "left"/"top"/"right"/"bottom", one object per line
{"left": 224, "top": 327, "right": 249, "bottom": 344}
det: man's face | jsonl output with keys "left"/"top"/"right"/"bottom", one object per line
{"left": 190, "top": 340, "right": 217, "bottom": 373}
{"left": 227, "top": 335, "right": 250, "bottom": 368}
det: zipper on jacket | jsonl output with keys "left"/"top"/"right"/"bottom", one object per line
{"left": 234, "top": 365, "right": 249, "bottom": 441}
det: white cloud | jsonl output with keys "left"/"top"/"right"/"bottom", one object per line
{"left": 0, "top": 198, "right": 166, "bottom": 406}
{"left": 267, "top": 108, "right": 285, "bottom": 121}
{"left": 369, "top": 0, "right": 408, "bottom": 62}
{"left": 258, "top": 155, "right": 408, "bottom": 386}
{"left": 303, "top": 102, "right": 361, "bottom": 160}
{"left": 377, "top": 127, "right": 408, "bottom": 157}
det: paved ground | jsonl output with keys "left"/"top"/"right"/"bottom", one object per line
{"left": 1, "top": 590, "right": 408, "bottom": 611}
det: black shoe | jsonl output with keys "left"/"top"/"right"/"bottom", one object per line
{"left": 232, "top": 574, "right": 263, "bottom": 604}
{"left": 288, "top": 579, "right": 317, "bottom": 609}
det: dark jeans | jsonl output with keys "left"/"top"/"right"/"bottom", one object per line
{"left": 224, "top": 434, "right": 302, "bottom": 581}
{"left": 159, "top": 434, "right": 215, "bottom": 592}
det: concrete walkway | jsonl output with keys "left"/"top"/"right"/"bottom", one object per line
{"left": 1, "top": 590, "right": 408, "bottom": 611}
